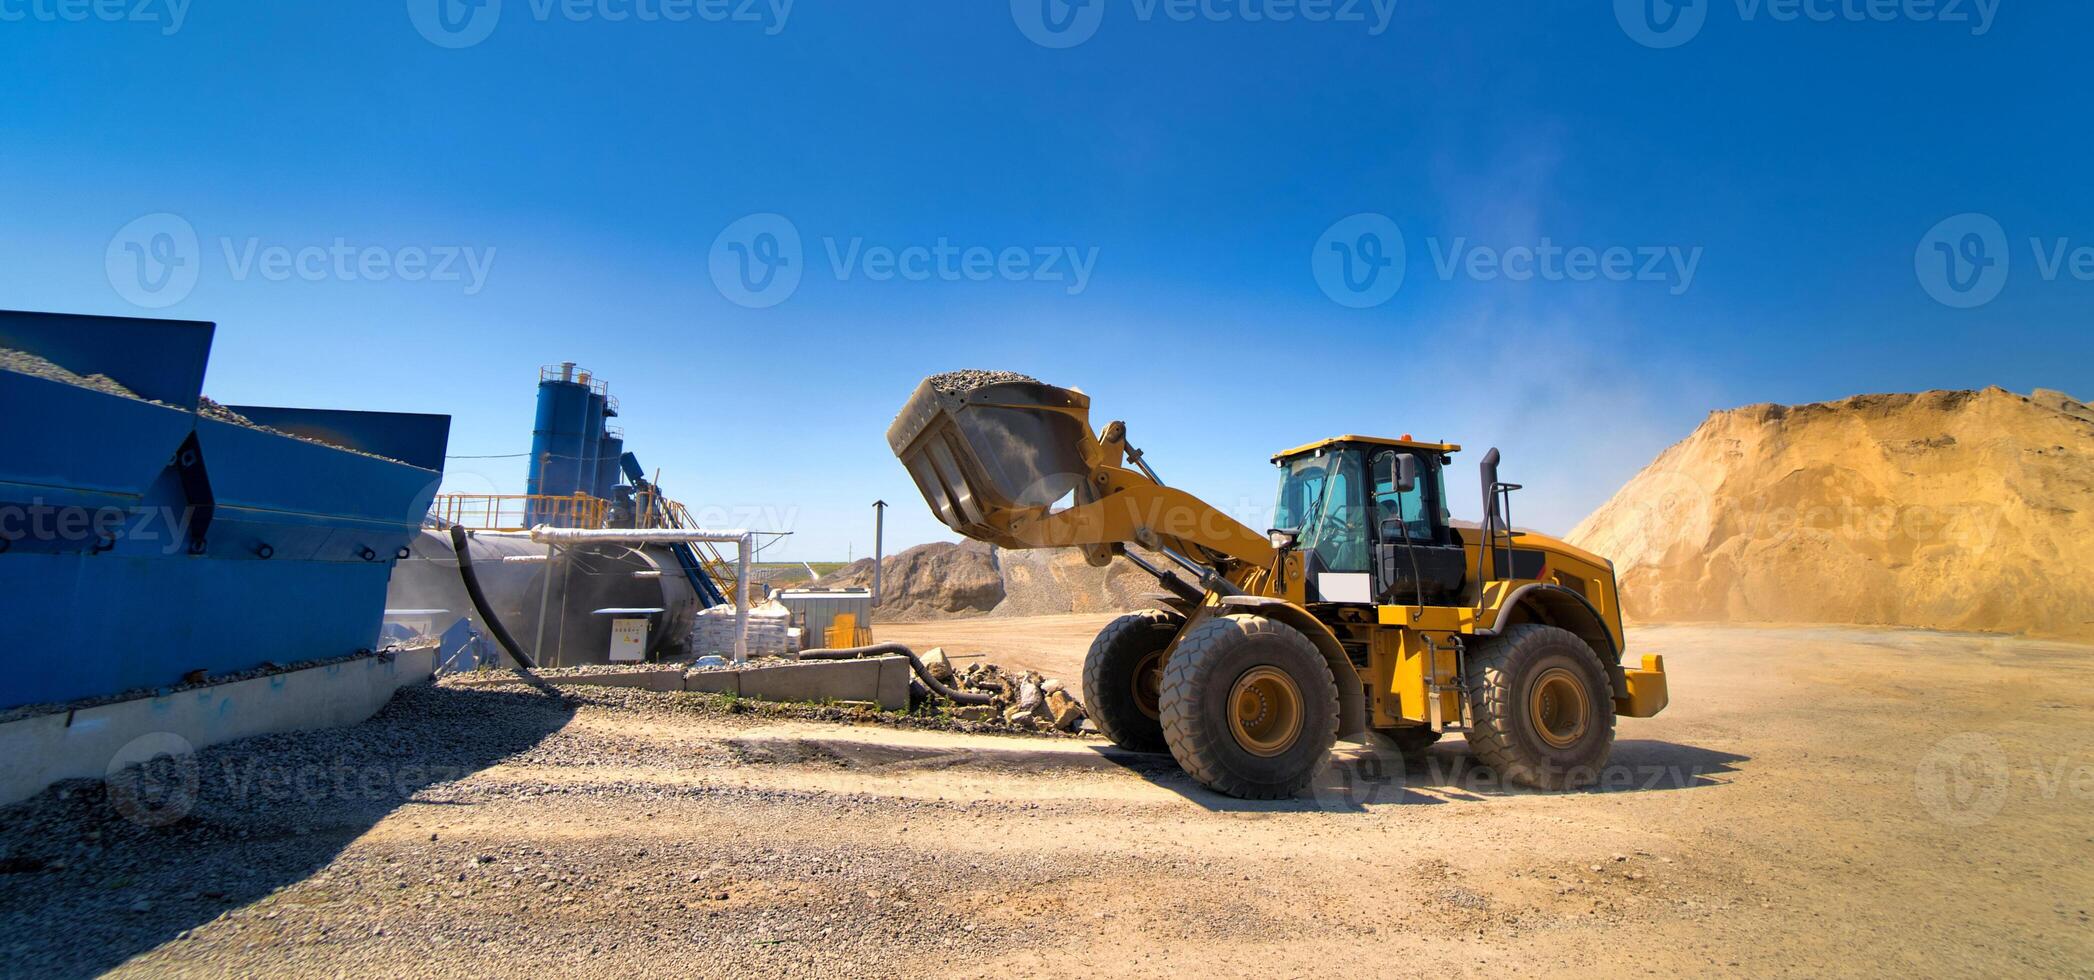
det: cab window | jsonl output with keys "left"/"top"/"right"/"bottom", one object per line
{"left": 1307, "top": 451, "right": 1369, "bottom": 572}
{"left": 1372, "top": 451, "right": 1433, "bottom": 543}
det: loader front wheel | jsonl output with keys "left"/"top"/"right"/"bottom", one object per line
{"left": 1081, "top": 610, "right": 1183, "bottom": 753}
{"left": 1463, "top": 624, "right": 1616, "bottom": 790}
{"left": 1159, "top": 614, "right": 1339, "bottom": 799}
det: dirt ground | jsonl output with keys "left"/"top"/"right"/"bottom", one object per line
{"left": 4, "top": 619, "right": 2090, "bottom": 977}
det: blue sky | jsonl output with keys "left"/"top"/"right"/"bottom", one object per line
{"left": 2, "top": 1, "right": 2087, "bottom": 559}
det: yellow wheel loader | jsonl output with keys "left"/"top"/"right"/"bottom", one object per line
{"left": 888, "top": 374, "right": 1669, "bottom": 799}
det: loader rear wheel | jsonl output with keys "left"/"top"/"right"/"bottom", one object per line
{"left": 1463, "top": 624, "right": 1616, "bottom": 790}
{"left": 1159, "top": 614, "right": 1339, "bottom": 799}
{"left": 1081, "top": 610, "right": 1183, "bottom": 753}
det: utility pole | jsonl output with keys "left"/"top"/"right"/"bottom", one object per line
{"left": 871, "top": 500, "right": 887, "bottom": 615}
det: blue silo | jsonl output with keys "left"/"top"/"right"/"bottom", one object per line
{"left": 526, "top": 363, "right": 608, "bottom": 527}
{"left": 595, "top": 428, "right": 626, "bottom": 502}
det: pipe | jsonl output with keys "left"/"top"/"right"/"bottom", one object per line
{"left": 798, "top": 643, "right": 997, "bottom": 705}
{"left": 527, "top": 527, "right": 759, "bottom": 544}
{"left": 448, "top": 524, "right": 538, "bottom": 672}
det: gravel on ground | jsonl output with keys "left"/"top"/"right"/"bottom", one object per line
{"left": 0, "top": 621, "right": 2086, "bottom": 978}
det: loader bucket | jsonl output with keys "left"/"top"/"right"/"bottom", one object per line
{"left": 887, "top": 375, "right": 1100, "bottom": 548}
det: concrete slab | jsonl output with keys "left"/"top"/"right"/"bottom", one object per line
{"left": 712, "top": 656, "right": 911, "bottom": 710}
{"left": 447, "top": 668, "right": 686, "bottom": 693}
{"left": 0, "top": 647, "right": 437, "bottom": 808}
{"left": 682, "top": 669, "right": 742, "bottom": 697}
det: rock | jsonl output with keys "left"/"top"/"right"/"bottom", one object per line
{"left": 920, "top": 648, "right": 955, "bottom": 685}
{"left": 952, "top": 706, "right": 997, "bottom": 723}
{"left": 1041, "top": 678, "right": 1065, "bottom": 695}
{"left": 1012, "top": 673, "right": 1045, "bottom": 714}
{"left": 1045, "top": 691, "right": 1085, "bottom": 731}
{"left": 1003, "top": 704, "right": 1044, "bottom": 728}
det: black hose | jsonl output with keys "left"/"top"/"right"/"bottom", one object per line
{"left": 448, "top": 525, "right": 538, "bottom": 672}
{"left": 798, "top": 643, "right": 997, "bottom": 705}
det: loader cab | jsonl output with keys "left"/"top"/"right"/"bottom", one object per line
{"left": 1271, "top": 436, "right": 1465, "bottom": 606}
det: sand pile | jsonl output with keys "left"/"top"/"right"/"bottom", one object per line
{"left": 813, "top": 542, "right": 1165, "bottom": 621}
{"left": 1569, "top": 387, "right": 2094, "bottom": 640}
{"left": 989, "top": 546, "right": 1174, "bottom": 617}
{"left": 815, "top": 541, "right": 1006, "bottom": 620}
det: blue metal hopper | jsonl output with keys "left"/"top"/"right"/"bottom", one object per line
{"left": 0, "top": 310, "right": 452, "bottom": 710}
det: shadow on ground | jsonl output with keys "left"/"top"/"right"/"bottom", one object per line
{"left": 0, "top": 684, "right": 574, "bottom": 979}
{"left": 1092, "top": 737, "right": 1749, "bottom": 813}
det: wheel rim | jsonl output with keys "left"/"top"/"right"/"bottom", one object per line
{"left": 1228, "top": 666, "right": 1304, "bottom": 757}
{"left": 1528, "top": 667, "right": 1590, "bottom": 749}
{"left": 1132, "top": 650, "right": 1165, "bottom": 721}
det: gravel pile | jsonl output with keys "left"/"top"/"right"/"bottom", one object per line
{"left": 926, "top": 370, "right": 1040, "bottom": 395}
{"left": 0, "top": 346, "right": 408, "bottom": 465}
{"left": 936, "top": 658, "right": 1087, "bottom": 732}
{"left": 0, "top": 345, "right": 149, "bottom": 401}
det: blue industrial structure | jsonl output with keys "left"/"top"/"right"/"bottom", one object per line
{"left": 622, "top": 452, "right": 729, "bottom": 608}
{"left": 0, "top": 311, "right": 450, "bottom": 711}
{"left": 524, "top": 363, "right": 618, "bottom": 525}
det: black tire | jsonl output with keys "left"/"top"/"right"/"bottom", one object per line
{"left": 1080, "top": 609, "right": 1183, "bottom": 753}
{"left": 1158, "top": 614, "right": 1339, "bottom": 799}
{"left": 1463, "top": 624, "right": 1616, "bottom": 790}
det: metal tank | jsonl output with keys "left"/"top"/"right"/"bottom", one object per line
{"left": 525, "top": 363, "right": 613, "bottom": 527}
{"left": 385, "top": 529, "right": 698, "bottom": 667}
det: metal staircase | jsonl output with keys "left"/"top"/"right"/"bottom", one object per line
{"left": 619, "top": 453, "right": 732, "bottom": 608}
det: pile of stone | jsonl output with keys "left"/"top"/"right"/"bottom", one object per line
{"left": 926, "top": 369, "right": 1041, "bottom": 395}
{"left": 0, "top": 346, "right": 149, "bottom": 401}
{"left": 915, "top": 648, "right": 1086, "bottom": 732}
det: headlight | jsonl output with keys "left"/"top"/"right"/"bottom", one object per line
{"left": 1268, "top": 528, "right": 1300, "bottom": 550}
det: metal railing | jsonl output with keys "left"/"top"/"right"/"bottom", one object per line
{"left": 538, "top": 364, "right": 609, "bottom": 395}
{"left": 432, "top": 493, "right": 608, "bottom": 532}
{"left": 633, "top": 488, "right": 743, "bottom": 605}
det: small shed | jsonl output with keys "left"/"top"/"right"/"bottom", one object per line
{"left": 775, "top": 588, "right": 875, "bottom": 648}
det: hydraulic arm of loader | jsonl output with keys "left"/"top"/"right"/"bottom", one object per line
{"left": 887, "top": 378, "right": 1277, "bottom": 590}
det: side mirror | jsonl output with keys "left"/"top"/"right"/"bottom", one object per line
{"left": 1376, "top": 452, "right": 1419, "bottom": 494}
